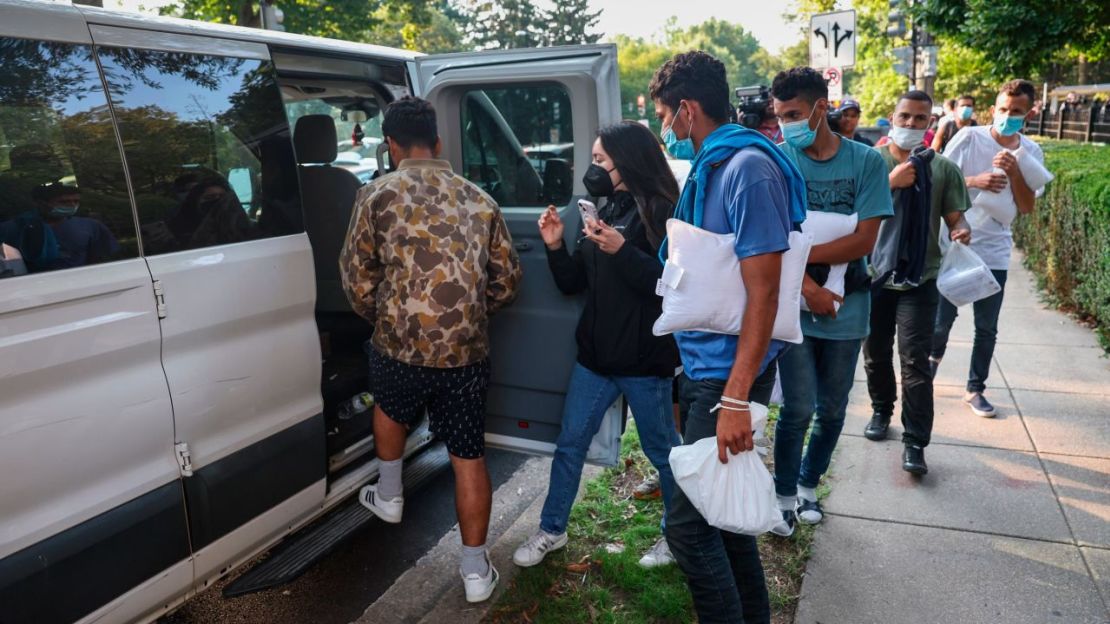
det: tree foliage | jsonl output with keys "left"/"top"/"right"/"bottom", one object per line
{"left": 543, "top": 0, "right": 603, "bottom": 47}
{"left": 161, "top": 0, "right": 433, "bottom": 43}
{"left": 915, "top": 0, "right": 1110, "bottom": 80}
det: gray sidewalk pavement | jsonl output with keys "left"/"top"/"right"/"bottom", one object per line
{"left": 795, "top": 252, "right": 1110, "bottom": 624}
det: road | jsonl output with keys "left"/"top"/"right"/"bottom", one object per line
{"left": 161, "top": 448, "right": 530, "bottom": 624}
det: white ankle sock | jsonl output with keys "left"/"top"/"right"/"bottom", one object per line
{"left": 461, "top": 544, "right": 489, "bottom": 577}
{"left": 777, "top": 495, "right": 795, "bottom": 511}
{"left": 798, "top": 485, "right": 818, "bottom": 503}
{"left": 377, "top": 458, "right": 403, "bottom": 500}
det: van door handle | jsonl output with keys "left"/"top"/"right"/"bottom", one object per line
{"left": 514, "top": 241, "right": 533, "bottom": 252}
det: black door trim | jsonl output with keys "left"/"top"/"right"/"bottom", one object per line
{"left": 0, "top": 481, "right": 190, "bottom": 624}
{"left": 184, "top": 414, "right": 325, "bottom": 551}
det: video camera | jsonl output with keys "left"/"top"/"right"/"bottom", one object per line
{"left": 734, "top": 85, "right": 771, "bottom": 130}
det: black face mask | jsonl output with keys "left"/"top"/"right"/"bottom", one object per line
{"left": 582, "top": 163, "right": 617, "bottom": 197}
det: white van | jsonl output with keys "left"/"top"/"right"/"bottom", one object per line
{"left": 0, "top": 2, "right": 625, "bottom": 622}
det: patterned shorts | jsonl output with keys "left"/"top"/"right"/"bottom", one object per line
{"left": 368, "top": 348, "right": 491, "bottom": 459}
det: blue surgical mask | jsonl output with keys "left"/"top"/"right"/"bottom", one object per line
{"left": 661, "top": 104, "right": 696, "bottom": 160}
{"left": 958, "top": 106, "right": 974, "bottom": 121}
{"left": 49, "top": 204, "right": 78, "bottom": 218}
{"left": 781, "top": 105, "right": 822, "bottom": 150}
{"left": 993, "top": 112, "right": 1025, "bottom": 136}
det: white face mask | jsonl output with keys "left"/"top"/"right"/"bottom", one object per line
{"left": 888, "top": 126, "right": 927, "bottom": 150}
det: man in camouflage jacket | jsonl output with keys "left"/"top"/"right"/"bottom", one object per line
{"left": 339, "top": 97, "right": 521, "bottom": 603}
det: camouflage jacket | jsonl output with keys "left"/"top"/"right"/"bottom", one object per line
{"left": 340, "top": 159, "right": 522, "bottom": 368}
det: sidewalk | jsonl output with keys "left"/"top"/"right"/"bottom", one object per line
{"left": 795, "top": 252, "right": 1110, "bottom": 624}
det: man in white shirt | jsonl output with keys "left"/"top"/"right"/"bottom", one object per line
{"left": 930, "top": 79, "right": 1048, "bottom": 417}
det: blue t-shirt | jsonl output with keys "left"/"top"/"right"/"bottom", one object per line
{"left": 781, "top": 136, "right": 893, "bottom": 341}
{"left": 50, "top": 216, "right": 120, "bottom": 269}
{"left": 674, "top": 148, "right": 793, "bottom": 381}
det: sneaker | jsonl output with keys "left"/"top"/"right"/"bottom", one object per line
{"left": 902, "top": 444, "right": 928, "bottom": 475}
{"left": 638, "top": 538, "right": 675, "bottom": 568}
{"left": 770, "top": 508, "right": 796, "bottom": 537}
{"left": 512, "top": 530, "right": 568, "bottom": 567}
{"left": 359, "top": 484, "right": 403, "bottom": 523}
{"left": 796, "top": 498, "right": 824, "bottom": 525}
{"left": 633, "top": 475, "right": 662, "bottom": 500}
{"left": 461, "top": 557, "right": 499, "bottom": 603}
{"left": 964, "top": 392, "right": 996, "bottom": 418}
{"left": 864, "top": 413, "right": 891, "bottom": 441}
{"left": 929, "top": 356, "right": 941, "bottom": 379}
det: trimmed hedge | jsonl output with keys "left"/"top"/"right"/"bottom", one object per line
{"left": 1013, "top": 139, "right": 1110, "bottom": 350}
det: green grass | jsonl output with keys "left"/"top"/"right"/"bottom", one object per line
{"left": 487, "top": 408, "right": 823, "bottom": 624}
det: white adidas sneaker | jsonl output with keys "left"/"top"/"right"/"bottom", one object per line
{"left": 359, "top": 484, "right": 403, "bottom": 524}
{"left": 462, "top": 558, "right": 500, "bottom": 603}
{"left": 512, "top": 530, "right": 568, "bottom": 567}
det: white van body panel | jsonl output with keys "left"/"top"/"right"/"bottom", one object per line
{"left": 0, "top": 259, "right": 179, "bottom": 559}
{"left": 146, "top": 237, "right": 321, "bottom": 468}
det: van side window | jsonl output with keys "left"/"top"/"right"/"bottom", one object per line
{"left": 0, "top": 38, "right": 138, "bottom": 277}
{"left": 460, "top": 84, "right": 573, "bottom": 208}
{"left": 97, "top": 48, "right": 302, "bottom": 254}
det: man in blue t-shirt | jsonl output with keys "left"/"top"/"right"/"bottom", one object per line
{"left": 770, "top": 67, "right": 894, "bottom": 536}
{"left": 650, "top": 50, "right": 805, "bottom": 624}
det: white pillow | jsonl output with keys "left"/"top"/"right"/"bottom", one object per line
{"left": 799, "top": 211, "right": 858, "bottom": 312}
{"left": 653, "top": 219, "right": 812, "bottom": 344}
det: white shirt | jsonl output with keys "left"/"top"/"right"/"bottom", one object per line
{"left": 941, "top": 126, "right": 1046, "bottom": 270}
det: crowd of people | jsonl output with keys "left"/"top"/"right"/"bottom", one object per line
{"left": 339, "top": 49, "right": 1049, "bottom": 622}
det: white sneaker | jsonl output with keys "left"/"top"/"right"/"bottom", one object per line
{"left": 359, "top": 484, "right": 403, "bottom": 523}
{"left": 462, "top": 559, "right": 499, "bottom": 603}
{"left": 638, "top": 538, "right": 675, "bottom": 568}
{"left": 512, "top": 530, "right": 568, "bottom": 567}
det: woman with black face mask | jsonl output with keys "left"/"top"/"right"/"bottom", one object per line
{"left": 512, "top": 121, "right": 682, "bottom": 570}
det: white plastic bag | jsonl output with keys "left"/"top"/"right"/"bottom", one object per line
{"left": 668, "top": 402, "right": 781, "bottom": 536}
{"left": 653, "top": 219, "right": 812, "bottom": 344}
{"left": 1014, "top": 146, "right": 1054, "bottom": 191}
{"left": 972, "top": 164, "right": 1016, "bottom": 226}
{"left": 799, "top": 211, "right": 858, "bottom": 312}
{"left": 936, "top": 241, "right": 1001, "bottom": 306}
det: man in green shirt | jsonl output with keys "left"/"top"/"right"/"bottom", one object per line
{"left": 862, "top": 91, "right": 972, "bottom": 475}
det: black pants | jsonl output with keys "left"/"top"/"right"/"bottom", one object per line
{"left": 667, "top": 363, "right": 778, "bottom": 624}
{"left": 863, "top": 281, "right": 939, "bottom": 447}
{"left": 932, "top": 269, "right": 1009, "bottom": 393}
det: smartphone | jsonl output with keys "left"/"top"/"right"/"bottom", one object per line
{"left": 577, "top": 199, "right": 599, "bottom": 225}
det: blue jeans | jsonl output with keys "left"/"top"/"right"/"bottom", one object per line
{"left": 539, "top": 363, "right": 680, "bottom": 535}
{"left": 666, "top": 364, "right": 778, "bottom": 624}
{"left": 775, "top": 336, "right": 862, "bottom": 498}
{"left": 932, "top": 269, "right": 1008, "bottom": 394}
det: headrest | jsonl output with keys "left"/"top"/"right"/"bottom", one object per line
{"left": 294, "top": 115, "right": 338, "bottom": 165}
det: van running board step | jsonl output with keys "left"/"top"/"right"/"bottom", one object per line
{"left": 223, "top": 443, "right": 450, "bottom": 598}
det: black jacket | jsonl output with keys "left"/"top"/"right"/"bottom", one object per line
{"left": 545, "top": 192, "right": 679, "bottom": 378}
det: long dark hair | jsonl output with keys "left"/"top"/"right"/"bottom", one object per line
{"left": 597, "top": 121, "right": 679, "bottom": 249}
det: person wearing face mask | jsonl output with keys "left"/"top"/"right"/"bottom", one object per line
{"left": 650, "top": 51, "right": 808, "bottom": 624}
{"left": 932, "top": 94, "right": 978, "bottom": 153}
{"left": 769, "top": 67, "right": 893, "bottom": 536}
{"left": 31, "top": 183, "right": 119, "bottom": 270}
{"left": 930, "top": 79, "right": 1048, "bottom": 419}
{"left": 514, "top": 121, "right": 683, "bottom": 571}
{"left": 862, "top": 91, "right": 973, "bottom": 475}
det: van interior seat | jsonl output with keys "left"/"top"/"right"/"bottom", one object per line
{"left": 294, "top": 114, "right": 363, "bottom": 314}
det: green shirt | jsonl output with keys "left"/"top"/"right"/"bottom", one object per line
{"left": 877, "top": 145, "right": 971, "bottom": 282}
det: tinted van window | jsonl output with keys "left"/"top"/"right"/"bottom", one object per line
{"left": 97, "top": 48, "right": 302, "bottom": 253}
{"left": 460, "top": 84, "right": 573, "bottom": 208}
{"left": 0, "top": 38, "right": 137, "bottom": 277}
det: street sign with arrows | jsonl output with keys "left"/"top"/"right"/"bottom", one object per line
{"left": 810, "top": 9, "right": 856, "bottom": 70}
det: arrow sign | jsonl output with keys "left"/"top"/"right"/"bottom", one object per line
{"left": 810, "top": 9, "right": 856, "bottom": 70}
{"left": 814, "top": 27, "right": 828, "bottom": 49}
